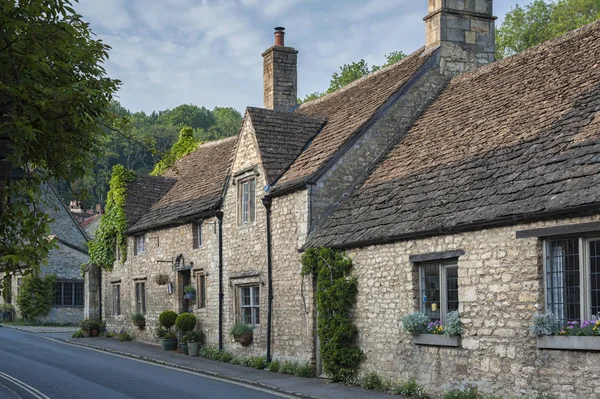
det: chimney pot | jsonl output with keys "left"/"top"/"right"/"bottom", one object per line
{"left": 274, "top": 27, "right": 285, "bottom": 46}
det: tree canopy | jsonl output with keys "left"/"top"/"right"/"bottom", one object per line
{"left": 0, "top": 0, "right": 120, "bottom": 277}
{"left": 496, "top": 0, "right": 600, "bottom": 59}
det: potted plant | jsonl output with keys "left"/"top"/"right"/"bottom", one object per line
{"left": 79, "top": 318, "right": 93, "bottom": 337}
{"left": 401, "top": 311, "right": 462, "bottom": 347}
{"left": 186, "top": 330, "right": 205, "bottom": 357}
{"left": 231, "top": 323, "right": 254, "bottom": 345}
{"left": 89, "top": 319, "right": 101, "bottom": 337}
{"left": 180, "top": 333, "right": 189, "bottom": 355}
{"left": 131, "top": 312, "right": 146, "bottom": 329}
{"left": 183, "top": 285, "right": 196, "bottom": 299}
{"left": 0, "top": 304, "right": 14, "bottom": 321}
{"left": 158, "top": 310, "right": 178, "bottom": 350}
{"left": 175, "top": 312, "right": 196, "bottom": 352}
{"left": 531, "top": 312, "right": 600, "bottom": 350}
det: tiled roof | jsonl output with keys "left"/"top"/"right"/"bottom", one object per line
{"left": 128, "top": 137, "right": 237, "bottom": 233}
{"left": 310, "top": 20, "right": 600, "bottom": 248}
{"left": 124, "top": 175, "right": 176, "bottom": 230}
{"left": 247, "top": 107, "right": 326, "bottom": 184}
{"left": 272, "top": 48, "right": 432, "bottom": 193}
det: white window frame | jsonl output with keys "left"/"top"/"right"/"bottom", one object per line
{"left": 136, "top": 235, "right": 145, "bottom": 254}
{"left": 239, "top": 285, "right": 260, "bottom": 325}
{"left": 543, "top": 237, "right": 600, "bottom": 323}
{"left": 238, "top": 178, "right": 256, "bottom": 225}
{"left": 135, "top": 281, "right": 146, "bottom": 314}
{"left": 418, "top": 261, "right": 459, "bottom": 324}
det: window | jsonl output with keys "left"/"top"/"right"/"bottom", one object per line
{"left": 239, "top": 285, "right": 260, "bottom": 325}
{"left": 135, "top": 281, "right": 146, "bottom": 314}
{"left": 55, "top": 281, "right": 84, "bottom": 307}
{"left": 196, "top": 272, "right": 206, "bottom": 308}
{"left": 238, "top": 178, "right": 256, "bottom": 225}
{"left": 544, "top": 238, "right": 600, "bottom": 324}
{"left": 112, "top": 284, "right": 121, "bottom": 316}
{"left": 192, "top": 221, "right": 202, "bottom": 249}
{"left": 419, "top": 261, "right": 458, "bottom": 323}
{"left": 135, "top": 235, "right": 145, "bottom": 255}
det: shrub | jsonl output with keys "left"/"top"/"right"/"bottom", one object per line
{"left": 184, "top": 285, "right": 196, "bottom": 294}
{"left": 268, "top": 359, "right": 281, "bottom": 372}
{"left": 156, "top": 325, "right": 169, "bottom": 339}
{"left": 162, "top": 331, "right": 177, "bottom": 340}
{"left": 89, "top": 319, "right": 101, "bottom": 330}
{"left": 118, "top": 331, "right": 133, "bottom": 341}
{"left": 230, "top": 323, "right": 253, "bottom": 336}
{"left": 359, "top": 371, "right": 389, "bottom": 391}
{"left": 158, "top": 310, "right": 178, "bottom": 329}
{"left": 250, "top": 356, "right": 267, "bottom": 369}
{"left": 199, "top": 344, "right": 220, "bottom": 359}
{"left": 79, "top": 318, "right": 93, "bottom": 331}
{"left": 294, "top": 363, "right": 315, "bottom": 378}
{"left": 444, "top": 311, "right": 463, "bottom": 337}
{"left": 180, "top": 333, "right": 188, "bottom": 343}
{"left": 72, "top": 329, "right": 84, "bottom": 338}
{"left": 187, "top": 330, "right": 205, "bottom": 343}
{"left": 175, "top": 313, "right": 197, "bottom": 333}
{"left": 392, "top": 378, "right": 429, "bottom": 398}
{"left": 131, "top": 312, "right": 145, "bottom": 322}
{"left": 0, "top": 304, "right": 14, "bottom": 312}
{"left": 218, "top": 351, "right": 233, "bottom": 363}
{"left": 16, "top": 274, "right": 56, "bottom": 321}
{"left": 105, "top": 331, "right": 116, "bottom": 338}
{"left": 530, "top": 311, "right": 559, "bottom": 336}
{"left": 402, "top": 312, "right": 430, "bottom": 334}
{"left": 279, "top": 361, "right": 297, "bottom": 375}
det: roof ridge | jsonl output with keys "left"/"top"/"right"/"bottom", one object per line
{"left": 297, "top": 47, "right": 425, "bottom": 110}
{"left": 246, "top": 106, "right": 327, "bottom": 122}
{"left": 453, "top": 18, "right": 600, "bottom": 83}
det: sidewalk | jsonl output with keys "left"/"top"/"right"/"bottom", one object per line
{"left": 47, "top": 332, "right": 401, "bottom": 399}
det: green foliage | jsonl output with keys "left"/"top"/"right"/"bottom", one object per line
{"left": 391, "top": 378, "right": 430, "bottom": 398}
{"left": 0, "top": 0, "right": 119, "bottom": 277}
{"left": 16, "top": 274, "right": 56, "bottom": 321}
{"left": 358, "top": 371, "right": 391, "bottom": 391}
{"left": 402, "top": 312, "right": 431, "bottom": 334}
{"left": 279, "top": 361, "right": 297, "bottom": 375}
{"left": 150, "top": 127, "right": 199, "bottom": 176}
{"left": 105, "top": 331, "right": 116, "bottom": 338}
{"left": 118, "top": 331, "right": 133, "bottom": 341}
{"left": 186, "top": 330, "right": 205, "bottom": 343}
{"left": 175, "top": 312, "right": 197, "bottom": 333}
{"left": 444, "top": 311, "right": 464, "bottom": 337}
{"left": 158, "top": 310, "right": 178, "bottom": 329}
{"left": 218, "top": 351, "right": 233, "bottom": 363}
{"left": 294, "top": 363, "right": 315, "bottom": 378}
{"left": 72, "top": 329, "right": 84, "bottom": 338}
{"left": 250, "top": 356, "right": 268, "bottom": 369}
{"left": 267, "top": 359, "right": 281, "bottom": 372}
{"left": 496, "top": 0, "right": 600, "bottom": 59}
{"left": 0, "top": 303, "right": 14, "bottom": 313}
{"left": 88, "top": 165, "right": 135, "bottom": 270}
{"left": 156, "top": 104, "right": 214, "bottom": 130}
{"left": 162, "top": 331, "right": 177, "bottom": 340}
{"left": 184, "top": 285, "right": 196, "bottom": 294}
{"left": 301, "top": 248, "right": 364, "bottom": 382}
{"left": 155, "top": 325, "right": 168, "bottom": 339}
{"left": 230, "top": 322, "right": 254, "bottom": 336}
{"left": 131, "top": 312, "right": 145, "bottom": 322}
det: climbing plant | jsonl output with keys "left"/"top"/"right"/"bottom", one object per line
{"left": 88, "top": 164, "right": 135, "bottom": 270}
{"left": 16, "top": 274, "right": 57, "bottom": 321}
{"left": 150, "top": 126, "right": 199, "bottom": 176}
{"left": 301, "top": 248, "right": 364, "bottom": 382}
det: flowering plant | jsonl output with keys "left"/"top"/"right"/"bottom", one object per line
{"left": 530, "top": 311, "right": 600, "bottom": 336}
{"left": 402, "top": 311, "right": 463, "bottom": 337}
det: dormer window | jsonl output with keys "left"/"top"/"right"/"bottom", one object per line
{"left": 238, "top": 178, "right": 256, "bottom": 225}
{"left": 134, "top": 235, "right": 145, "bottom": 255}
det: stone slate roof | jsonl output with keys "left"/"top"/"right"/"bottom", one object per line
{"left": 247, "top": 107, "right": 326, "bottom": 184}
{"left": 310, "top": 20, "right": 600, "bottom": 248}
{"left": 272, "top": 48, "right": 431, "bottom": 194}
{"left": 124, "top": 175, "right": 176, "bottom": 230}
{"left": 128, "top": 136, "right": 237, "bottom": 233}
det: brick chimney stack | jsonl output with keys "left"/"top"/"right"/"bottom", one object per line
{"left": 262, "top": 27, "right": 298, "bottom": 112}
{"left": 425, "top": 0, "right": 496, "bottom": 75}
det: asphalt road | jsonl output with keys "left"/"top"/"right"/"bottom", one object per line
{"left": 0, "top": 327, "right": 292, "bottom": 399}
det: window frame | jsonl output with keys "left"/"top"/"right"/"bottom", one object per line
{"left": 418, "top": 261, "right": 459, "bottom": 324}
{"left": 196, "top": 272, "right": 206, "bottom": 309}
{"left": 135, "top": 235, "right": 145, "bottom": 255}
{"left": 543, "top": 237, "right": 600, "bottom": 323}
{"left": 238, "top": 285, "right": 260, "bottom": 325}
{"left": 54, "top": 280, "right": 84, "bottom": 307}
{"left": 237, "top": 177, "right": 256, "bottom": 225}
{"left": 192, "top": 221, "right": 202, "bottom": 249}
{"left": 135, "top": 281, "right": 146, "bottom": 314}
{"left": 112, "top": 284, "right": 121, "bottom": 316}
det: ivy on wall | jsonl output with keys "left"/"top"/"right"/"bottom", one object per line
{"left": 88, "top": 164, "right": 135, "bottom": 270}
{"left": 150, "top": 126, "right": 200, "bottom": 176}
{"left": 16, "top": 274, "right": 57, "bottom": 321}
{"left": 301, "top": 248, "right": 364, "bottom": 382}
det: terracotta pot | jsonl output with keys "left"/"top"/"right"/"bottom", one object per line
{"left": 234, "top": 331, "right": 253, "bottom": 346}
{"left": 91, "top": 329, "right": 99, "bottom": 337}
{"left": 82, "top": 330, "right": 91, "bottom": 337}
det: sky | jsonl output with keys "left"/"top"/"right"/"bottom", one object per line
{"left": 76, "top": 0, "right": 523, "bottom": 114}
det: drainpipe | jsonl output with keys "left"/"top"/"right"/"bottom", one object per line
{"left": 262, "top": 197, "right": 273, "bottom": 363}
{"left": 215, "top": 210, "right": 224, "bottom": 351}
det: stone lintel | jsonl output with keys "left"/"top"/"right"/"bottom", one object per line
{"left": 516, "top": 221, "right": 600, "bottom": 239}
{"left": 409, "top": 249, "right": 465, "bottom": 263}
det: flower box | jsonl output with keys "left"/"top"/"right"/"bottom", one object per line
{"left": 537, "top": 336, "right": 600, "bottom": 351}
{"left": 412, "top": 334, "right": 460, "bottom": 347}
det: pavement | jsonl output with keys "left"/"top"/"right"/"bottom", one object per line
{"left": 0, "top": 323, "right": 403, "bottom": 399}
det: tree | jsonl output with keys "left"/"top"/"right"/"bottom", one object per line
{"left": 212, "top": 107, "right": 242, "bottom": 137}
{"left": 156, "top": 104, "right": 215, "bottom": 130}
{"left": 496, "top": 0, "right": 600, "bottom": 59}
{"left": 150, "top": 126, "right": 199, "bottom": 176}
{"left": 0, "top": 0, "right": 120, "bottom": 278}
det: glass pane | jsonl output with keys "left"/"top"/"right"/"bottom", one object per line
{"left": 590, "top": 240, "right": 600, "bottom": 318}
{"left": 546, "top": 239, "right": 580, "bottom": 324}
{"left": 63, "top": 283, "right": 73, "bottom": 306}
{"left": 253, "top": 306, "right": 260, "bottom": 325}
{"left": 74, "top": 283, "right": 84, "bottom": 306}
{"left": 420, "top": 264, "right": 440, "bottom": 321}
{"left": 198, "top": 223, "right": 202, "bottom": 247}
{"left": 55, "top": 283, "right": 62, "bottom": 306}
{"left": 242, "top": 182, "right": 249, "bottom": 223}
{"left": 252, "top": 286, "right": 259, "bottom": 306}
{"left": 242, "top": 307, "right": 252, "bottom": 324}
{"left": 446, "top": 266, "right": 459, "bottom": 313}
{"left": 141, "top": 283, "right": 146, "bottom": 313}
{"left": 241, "top": 287, "right": 250, "bottom": 306}
{"left": 249, "top": 179, "right": 256, "bottom": 222}
{"left": 199, "top": 275, "right": 206, "bottom": 308}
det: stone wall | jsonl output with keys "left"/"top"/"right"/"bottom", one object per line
{"left": 346, "top": 214, "right": 600, "bottom": 398}
{"left": 310, "top": 61, "right": 449, "bottom": 232}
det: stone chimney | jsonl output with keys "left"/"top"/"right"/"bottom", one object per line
{"left": 425, "top": 0, "right": 496, "bottom": 75}
{"left": 262, "top": 27, "right": 298, "bottom": 112}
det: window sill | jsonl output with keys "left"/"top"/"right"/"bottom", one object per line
{"left": 412, "top": 334, "right": 461, "bottom": 347}
{"left": 537, "top": 336, "right": 600, "bottom": 351}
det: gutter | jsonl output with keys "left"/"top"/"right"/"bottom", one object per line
{"left": 262, "top": 197, "right": 274, "bottom": 362}
{"left": 215, "top": 210, "right": 224, "bottom": 351}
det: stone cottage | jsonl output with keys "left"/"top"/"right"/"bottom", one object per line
{"left": 1, "top": 184, "right": 90, "bottom": 324}
{"left": 101, "top": 1, "right": 600, "bottom": 396}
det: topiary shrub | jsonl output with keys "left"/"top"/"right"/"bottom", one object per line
{"left": 16, "top": 274, "right": 57, "bottom": 321}
{"left": 175, "top": 312, "right": 197, "bottom": 333}
{"left": 159, "top": 310, "right": 178, "bottom": 329}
